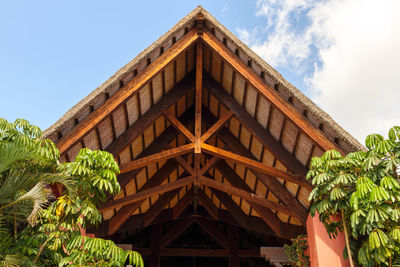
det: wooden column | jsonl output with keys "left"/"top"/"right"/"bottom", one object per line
{"left": 194, "top": 40, "right": 203, "bottom": 211}
{"left": 228, "top": 225, "right": 239, "bottom": 267}
{"left": 149, "top": 224, "right": 162, "bottom": 267}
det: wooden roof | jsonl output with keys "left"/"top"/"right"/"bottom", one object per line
{"left": 44, "top": 7, "right": 363, "bottom": 241}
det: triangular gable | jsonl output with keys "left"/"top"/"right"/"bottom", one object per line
{"left": 43, "top": 7, "right": 364, "bottom": 241}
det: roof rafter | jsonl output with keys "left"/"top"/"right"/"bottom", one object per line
{"left": 105, "top": 72, "right": 195, "bottom": 157}
{"left": 112, "top": 106, "right": 194, "bottom": 194}
{"left": 215, "top": 160, "right": 307, "bottom": 225}
{"left": 160, "top": 217, "right": 195, "bottom": 248}
{"left": 143, "top": 188, "right": 181, "bottom": 227}
{"left": 202, "top": 108, "right": 309, "bottom": 222}
{"left": 195, "top": 218, "right": 229, "bottom": 248}
{"left": 172, "top": 188, "right": 194, "bottom": 220}
{"left": 200, "top": 30, "right": 341, "bottom": 153}
{"left": 203, "top": 72, "right": 309, "bottom": 178}
{"left": 56, "top": 29, "right": 199, "bottom": 154}
{"left": 107, "top": 160, "right": 179, "bottom": 235}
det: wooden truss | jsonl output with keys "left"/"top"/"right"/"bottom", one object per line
{"left": 96, "top": 35, "right": 314, "bottom": 238}
{"left": 55, "top": 20, "right": 343, "bottom": 246}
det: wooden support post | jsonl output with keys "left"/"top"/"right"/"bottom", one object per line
{"left": 228, "top": 225, "right": 240, "bottom": 267}
{"left": 194, "top": 40, "right": 203, "bottom": 212}
{"left": 149, "top": 224, "right": 162, "bottom": 267}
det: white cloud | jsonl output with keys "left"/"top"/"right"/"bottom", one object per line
{"left": 239, "top": 0, "right": 400, "bottom": 143}
{"left": 222, "top": 3, "right": 229, "bottom": 13}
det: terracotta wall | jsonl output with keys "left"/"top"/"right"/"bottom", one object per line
{"left": 306, "top": 214, "right": 350, "bottom": 267}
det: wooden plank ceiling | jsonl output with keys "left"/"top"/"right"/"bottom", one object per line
{"left": 46, "top": 11, "right": 353, "bottom": 242}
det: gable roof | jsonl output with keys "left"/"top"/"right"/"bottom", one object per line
{"left": 44, "top": 6, "right": 364, "bottom": 153}
{"left": 42, "top": 7, "right": 365, "bottom": 240}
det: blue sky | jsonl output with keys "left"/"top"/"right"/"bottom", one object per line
{"left": 1, "top": 0, "right": 399, "bottom": 142}
{"left": 0, "top": 1, "right": 301, "bottom": 129}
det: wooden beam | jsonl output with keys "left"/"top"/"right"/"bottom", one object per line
{"left": 101, "top": 208, "right": 298, "bottom": 239}
{"left": 202, "top": 109, "right": 309, "bottom": 223}
{"left": 119, "top": 144, "right": 194, "bottom": 174}
{"left": 105, "top": 74, "right": 194, "bottom": 157}
{"left": 200, "top": 30, "right": 341, "bottom": 153}
{"left": 203, "top": 73, "right": 310, "bottom": 178}
{"left": 144, "top": 188, "right": 181, "bottom": 227}
{"left": 199, "top": 156, "right": 220, "bottom": 175}
{"left": 56, "top": 29, "right": 198, "bottom": 154}
{"left": 106, "top": 160, "right": 179, "bottom": 235}
{"left": 113, "top": 106, "right": 194, "bottom": 194}
{"left": 134, "top": 248, "right": 260, "bottom": 257}
{"left": 199, "top": 176, "right": 293, "bottom": 216}
{"left": 173, "top": 155, "right": 195, "bottom": 176}
{"left": 195, "top": 218, "right": 229, "bottom": 248}
{"left": 213, "top": 161, "right": 287, "bottom": 235}
{"left": 228, "top": 225, "right": 240, "bottom": 267}
{"left": 201, "top": 143, "right": 305, "bottom": 187}
{"left": 210, "top": 189, "right": 250, "bottom": 229}
{"left": 194, "top": 41, "right": 203, "bottom": 155}
{"left": 172, "top": 188, "right": 194, "bottom": 220}
{"left": 160, "top": 217, "right": 195, "bottom": 248}
{"left": 197, "top": 189, "right": 219, "bottom": 220}
{"left": 149, "top": 224, "right": 162, "bottom": 267}
{"left": 201, "top": 110, "right": 233, "bottom": 142}
{"left": 216, "top": 158, "right": 307, "bottom": 224}
{"left": 101, "top": 176, "right": 194, "bottom": 212}
{"left": 163, "top": 111, "right": 195, "bottom": 142}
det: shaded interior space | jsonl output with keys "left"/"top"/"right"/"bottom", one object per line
{"left": 105, "top": 205, "right": 286, "bottom": 267}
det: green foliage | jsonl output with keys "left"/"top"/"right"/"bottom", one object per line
{"left": 307, "top": 126, "right": 400, "bottom": 266}
{"left": 283, "top": 235, "right": 310, "bottom": 267}
{"left": 60, "top": 235, "right": 143, "bottom": 266}
{"left": 0, "top": 118, "right": 143, "bottom": 267}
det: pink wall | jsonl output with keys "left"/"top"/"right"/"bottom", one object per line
{"left": 306, "top": 214, "right": 350, "bottom": 267}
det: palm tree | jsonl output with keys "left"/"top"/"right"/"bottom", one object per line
{"left": 0, "top": 119, "right": 71, "bottom": 266}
